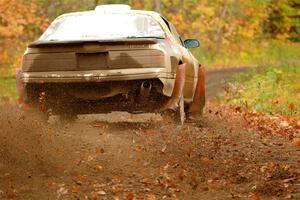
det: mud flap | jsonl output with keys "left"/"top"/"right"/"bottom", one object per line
{"left": 163, "top": 63, "right": 186, "bottom": 110}
{"left": 188, "top": 64, "right": 206, "bottom": 116}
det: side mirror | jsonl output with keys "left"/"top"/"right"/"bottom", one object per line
{"left": 184, "top": 39, "right": 200, "bottom": 48}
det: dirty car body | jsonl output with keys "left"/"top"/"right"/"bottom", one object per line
{"left": 18, "top": 5, "right": 205, "bottom": 118}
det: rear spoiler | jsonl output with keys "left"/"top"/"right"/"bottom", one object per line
{"left": 28, "top": 38, "right": 160, "bottom": 48}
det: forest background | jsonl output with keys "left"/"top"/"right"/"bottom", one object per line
{"left": 0, "top": 0, "right": 299, "bottom": 118}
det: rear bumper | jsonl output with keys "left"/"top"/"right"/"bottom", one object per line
{"left": 21, "top": 68, "right": 176, "bottom": 97}
{"left": 21, "top": 68, "right": 175, "bottom": 83}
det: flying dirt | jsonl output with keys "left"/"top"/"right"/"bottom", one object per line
{"left": 1, "top": 67, "right": 300, "bottom": 200}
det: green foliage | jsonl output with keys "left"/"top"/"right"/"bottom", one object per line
{"left": 0, "top": 78, "right": 17, "bottom": 100}
{"left": 193, "top": 40, "right": 300, "bottom": 67}
{"left": 225, "top": 65, "right": 300, "bottom": 118}
{"left": 264, "top": 0, "right": 300, "bottom": 41}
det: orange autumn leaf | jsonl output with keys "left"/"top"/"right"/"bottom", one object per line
{"left": 292, "top": 138, "right": 300, "bottom": 147}
{"left": 71, "top": 185, "right": 78, "bottom": 193}
{"left": 289, "top": 103, "right": 296, "bottom": 111}
{"left": 126, "top": 192, "right": 134, "bottom": 200}
{"left": 250, "top": 194, "right": 261, "bottom": 200}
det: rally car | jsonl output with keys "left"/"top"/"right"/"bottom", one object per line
{"left": 16, "top": 4, "right": 205, "bottom": 124}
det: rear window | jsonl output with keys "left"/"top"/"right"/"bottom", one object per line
{"left": 39, "top": 13, "right": 166, "bottom": 41}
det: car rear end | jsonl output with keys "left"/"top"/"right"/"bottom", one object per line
{"left": 22, "top": 41, "right": 177, "bottom": 114}
{"left": 19, "top": 9, "right": 182, "bottom": 115}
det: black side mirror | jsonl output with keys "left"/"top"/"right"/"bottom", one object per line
{"left": 184, "top": 39, "right": 200, "bottom": 48}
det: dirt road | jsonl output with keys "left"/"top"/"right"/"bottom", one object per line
{"left": 1, "top": 67, "right": 299, "bottom": 200}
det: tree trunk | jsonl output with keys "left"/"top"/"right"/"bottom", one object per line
{"left": 154, "top": 0, "right": 161, "bottom": 12}
{"left": 214, "top": 5, "right": 228, "bottom": 55}
{"left": 94, "top": 0, "right": 100, "bottom": 7}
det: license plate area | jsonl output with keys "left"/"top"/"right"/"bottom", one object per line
{"left": 77, "top": 52, "right": 108, "bottom": 70}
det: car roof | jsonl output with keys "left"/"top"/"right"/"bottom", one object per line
{"left": 57, "top": 9, "right": 162, "bottom": 20}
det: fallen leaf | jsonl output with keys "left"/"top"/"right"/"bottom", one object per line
{"left": 73, "top": 175, "right": 85, "bottom": 185}
{"left": 95, "top": 165, "right": 103, "bottom": 172}
{"left": 163, "top": 163, "right": 170, "bottom": 171}
{"left": 207, "top": 179, "right": 220, "bottom": 191}
{"left": 161, "top": 145, "right": 167, "bottom": 153}
{"left": 19, "top": 185, "right": 30, "bottom": 193}
{"left": 250, "top": 194, "right": 261, "bottom": 200}
{"left": 97, "top": 190, "right": 106, "bottom": 195}
{"left": 92, "top": 192, "right": 98, "bottom": 200}
{"left": 71, "top": 185, "right": 78, "bottom": 193}
{"left": 178, "top": 169, "right": 187, "bottom": 180}
{"left": 200, "top": 157, "right": 210, "bottom": 165}
{"left": 288, "top": 103, "right": 296, "bottom": 111}
{"left": 6, "top": 188, "right": 17, "bottom": 199}
{"left": 126, "top": 192, "right": 134, "bottom": 200}
{"left": 100, "top": 148, "right": 105, "bottom": 153}
{"left": 235, "top": 106, "right": 242, "bottom": 113}
{"left": 87, "top": 155, "right": 94, "bottom": 161}
{"left": 292, "top": 138, "right": 300, "bottom": 147}
{"left": 93, "top": 122, "right": 106, "bottom": 128}
{"left": 134, "top": 145, "right": 144, "bottom": 152}
{"left": 147, "top": 194, "right": 157, "bottom": 200}
{"left": 57, "top": 187, "right": 68, "bottom": 198}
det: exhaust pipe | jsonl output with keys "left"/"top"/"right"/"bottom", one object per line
{"left": 140, "top": 81, "right": 152, "bottom": 98}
